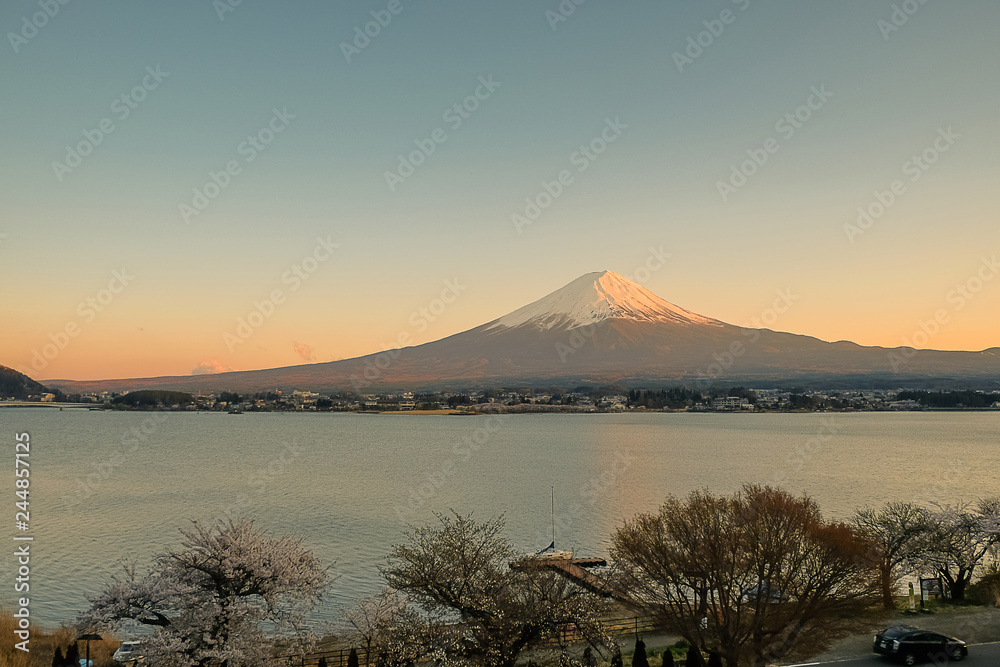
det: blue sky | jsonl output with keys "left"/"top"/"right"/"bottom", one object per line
{"left": 3, "top": 1, "right": 999, "bottom": 379}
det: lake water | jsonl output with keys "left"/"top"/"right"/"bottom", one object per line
{"left": 1, "top": 409, "right": 997, "bottom": 628}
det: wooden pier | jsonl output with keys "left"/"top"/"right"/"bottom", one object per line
{"left": 510, "top": 552, "right": 625, "bottom": 600}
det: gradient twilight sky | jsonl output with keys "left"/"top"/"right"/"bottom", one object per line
{"left": 2, "top": 1, "right": 999, "bottom": 381}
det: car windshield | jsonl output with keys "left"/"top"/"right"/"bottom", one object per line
{"left": 881, "top": 626, "right": 916, "bottom": 638}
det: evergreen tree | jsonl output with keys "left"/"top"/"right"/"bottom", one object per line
{"left": 685, "top": 647, "right": 704, "bottom": 667}
{"left": 662, "top": 648, "right": 675, "bottom": 667}
{"left": 348, "top": 647, "right": 359, "bottom": 667}
{"left": 611, "top": 647, "right": 624, "bottom": 667}
{"left": 51, "top": 647, "right": 64, "bottom": 667}
{"left": 65, "top": 643, "right": 80, "bottom": 667}
{"left": 706, "top": 652, "right": 724, "bottom": 667}
{"left": 318, "top": 658, "right": 327, "bottom": 667}
{"left": 632, "top": 639, "right": 649, "bottom": 667}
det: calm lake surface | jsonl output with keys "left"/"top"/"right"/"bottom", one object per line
{"left": 1, "top": 409, "right": 997, "bottom": 627}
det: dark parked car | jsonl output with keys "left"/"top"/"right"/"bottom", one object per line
{"left": 873, "top": 625, "right": 968, "bottom": 665}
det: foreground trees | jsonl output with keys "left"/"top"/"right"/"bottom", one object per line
{"left": 919, "top": 498, "right": 1000, "bottom": 602}
{"left": 852, "top": 498, "right": 1000, "bottom": 605}
{"left": 381, "top": 512, "right": 612, "bottom": 667}
{"left": 852, "top": 501, "right": 931, "bottom": 609}
{"left": 612, "top": 485, "right": 884, "bottom": 667}
{"left": 80, "top": 518, "right": 330, "bottom": 667}
{"left": 340, "top": 587, "right": 406, "bottom": 666}
{"left": 337, "top": 587, "right": 446, "bottom": 667}
{"left": 75, "top": 492, "right": 999, "bottom": 666}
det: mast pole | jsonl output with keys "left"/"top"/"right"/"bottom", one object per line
{"left": 551, "top": 486, "right": 555, "bottom": 548}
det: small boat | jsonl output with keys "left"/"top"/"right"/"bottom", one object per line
{"left": 508, "top": 488, "right": 618, "bottom": 598}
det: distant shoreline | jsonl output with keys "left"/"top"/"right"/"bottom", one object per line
{"left": 0, "top": 401, "right": 92, "bottom": 409}
{"left": 370, "top": 409, "right": 467, "bottom": 415}
{"left": 3, "top": 403, "right": 999, "bottom": 414}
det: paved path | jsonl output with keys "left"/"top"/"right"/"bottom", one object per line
{"left": 784, "top": 640, "right": 1000, "bottom": 666}
{"left": 620, "top": 607, "right": 1000, "bottom": 666}
{"left": 789, "top": 607, "right": 1000, "bottom": 664}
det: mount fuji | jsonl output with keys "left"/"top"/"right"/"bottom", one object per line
{"left": 488, "top": 271, "right": 722, "bottom": 330}
{"left": 46, "top": 271, "right": 1000, "bottom": 393}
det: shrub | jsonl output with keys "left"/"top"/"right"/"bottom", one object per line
{"left": 969, "top": 569, "right": 1000, "bottom": 606}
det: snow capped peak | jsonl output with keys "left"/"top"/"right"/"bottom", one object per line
{"left": 487, "top": 270, "right": 721, "bottom": 331}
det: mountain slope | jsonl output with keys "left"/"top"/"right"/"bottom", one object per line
{"left": 43, "top": 271, "right": 1000, "bottom": 393}
{"left": 0, "top": 365, "right": 56, "bottom": 399}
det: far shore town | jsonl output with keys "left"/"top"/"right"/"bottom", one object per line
{"left": 7, "top": 387, "right": 1000, "bottom": 413}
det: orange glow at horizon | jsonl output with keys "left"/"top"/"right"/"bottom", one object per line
{"left": 8, "top": 280, "right": 999, "bottom": 383}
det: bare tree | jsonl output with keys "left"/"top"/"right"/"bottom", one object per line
{"left": 919, "top": 497, "right": 1000, "bottom": 602}
{"left": 852, "top": 501, "right": 931, "bottom": 609}
{"left": 339, "top": 587, "right": 406, "bottom": 665}
{"left": 80, "top": 517, "right": 330, "bottom": 667}
{"left": 381, "top": 512, "right": 612, "bottom": 667}
{"left": 611, "top": 485, "right": 885, "bottom": 667}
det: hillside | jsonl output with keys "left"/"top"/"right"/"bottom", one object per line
{"left": 0, "top": 365, "right": 55, "bottom": 399}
